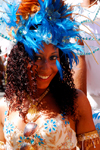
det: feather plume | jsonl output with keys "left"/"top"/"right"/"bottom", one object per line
{"left": 56, "top": 60, "right": 63, "bottom": 80}
{"left": 2, "top": 0, "right": 83, "bottom": 71}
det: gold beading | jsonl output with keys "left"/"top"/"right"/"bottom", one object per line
{"left": 77, "top": 130, "right": 100, "bottom": 150}
{"left": 0, "top": 141, "right": 5, "bottom": 149}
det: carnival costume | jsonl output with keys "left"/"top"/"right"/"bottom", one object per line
{"left": 0, "top": 0, "right": 100, "bottom": 150}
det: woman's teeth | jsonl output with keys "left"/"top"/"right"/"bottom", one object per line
{"left": 38, "top": 75, "right": 50, "bottom": 79}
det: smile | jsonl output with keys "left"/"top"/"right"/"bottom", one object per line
{"left": 38, "top": 75, "right": 50, "bottom": 79}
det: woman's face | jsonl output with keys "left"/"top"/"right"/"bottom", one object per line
{"left": 33, "top": 43, "right": 60, "bottom": 89}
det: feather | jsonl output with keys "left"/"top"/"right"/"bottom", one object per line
{"left": 1, "top": 0, "right": 84, "bottom": 78}
{"left": 56, "top": 60, "right": 63, "bottom": 80}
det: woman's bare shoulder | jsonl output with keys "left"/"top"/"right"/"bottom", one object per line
{"left": 75, "top": 89, "right": 95, "bottom": 134}
{"left": 76, "top": 89, "right": 90, "bottom": 106}
{"left": 76, "top": 88, "right": 86, "bottom": 97}
{"left": 0, "top": 97, "right": 8, "bottom": 118}
{"left": 75, "top": 89, "right": 92, "bottom": 116}
{"left": 0, "top": 97, "right": 7, "bottom": 107}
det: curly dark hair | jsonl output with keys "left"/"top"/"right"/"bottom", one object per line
{"left": 4, "top": 42, "right": 78, "bottom": 121}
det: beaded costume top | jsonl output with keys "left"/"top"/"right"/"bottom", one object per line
{"left": 3, "top": 110, "right": 77, "bottom": 150}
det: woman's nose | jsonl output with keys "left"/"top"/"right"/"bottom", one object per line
{"left": 42, "top": 60, "right": 51, "bottom": 70}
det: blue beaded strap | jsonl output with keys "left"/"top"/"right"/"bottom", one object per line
{"left": 93, "top": 7, "right": 100, "bottom": 22}
{"left": 0, "top": 32, "right": 15, "bottom": 43}
{"left": 75, "top": 46, "right": 99, "bottom": 56}
{"left": 79, "top": 6, "right": 100, "bottom": 24}
{"left": 82, "top": 37, "right": 100, "bottom": 41}
{"left": 76, "top": 33, "right": 100, "bottom": 41}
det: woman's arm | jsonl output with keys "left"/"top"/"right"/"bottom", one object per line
{"left": 76, "top": 89, "right": 100, "bottom": 150}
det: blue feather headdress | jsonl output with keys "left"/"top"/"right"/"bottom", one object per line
{"left": 1, "top": 0, "right": 84, "bottom": 78}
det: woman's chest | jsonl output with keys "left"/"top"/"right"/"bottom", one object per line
{"left": 3, "top": 111, "right": 77, "bottom": 150}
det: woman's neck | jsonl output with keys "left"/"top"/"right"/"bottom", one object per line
{"left": 37, "top": 88, "right": 48, "bottom": 97}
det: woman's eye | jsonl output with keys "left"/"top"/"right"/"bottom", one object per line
{"left": 35, "top": 56, "right": 42, "bottom": 60}
{"left": 50, "top": 56, "right": 58, "bottom": 60}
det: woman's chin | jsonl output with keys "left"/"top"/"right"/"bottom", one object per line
{"left": 37, "top": 83, "right": 50, "bottom": 90}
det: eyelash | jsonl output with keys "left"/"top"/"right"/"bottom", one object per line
{"left": 35, "top": 55, "right": 58, "bottom": 61}
{"left": 50, "top": 55, "right": 58, "bottom": 60}
{"left": 35, "top": 56, "right": 42, "bottom": 60}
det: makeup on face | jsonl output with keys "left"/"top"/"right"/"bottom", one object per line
{"left": 33, "top": 43, "right": 60, "bottom": 89}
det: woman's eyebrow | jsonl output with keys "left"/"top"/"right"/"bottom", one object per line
{"left": 37, "top": 52, "right": 43, "bottom": 55}
{"left": 38, "top": 52, "right": 58, "bottom": 55}
{"left": 51, "top": 52, "right": 58, "bottom": 54}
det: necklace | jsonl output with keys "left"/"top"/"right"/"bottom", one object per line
{"left": 24, "top": 88, "right": 50, "bottom": 141}
{"left": 27, "top": 87, "right": 49, "bottom": 116}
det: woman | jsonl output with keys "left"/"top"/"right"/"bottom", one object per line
{"left": 0, "top": 0, "right": 100, "bottom": 149}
